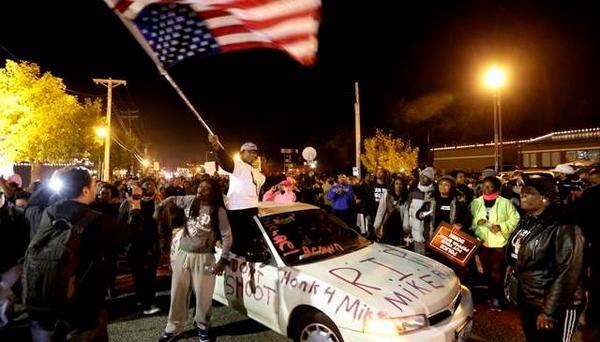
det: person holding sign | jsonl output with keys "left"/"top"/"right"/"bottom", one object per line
{"left": 416, "top": 175, "right": 470, "bottom": 243}
{"left": 470, "top": 176, "right": 520, "bottom": 311}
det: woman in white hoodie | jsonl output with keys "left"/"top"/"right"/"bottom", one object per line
{"left": 374, "top": 177, "right": 408, "bottom": 246}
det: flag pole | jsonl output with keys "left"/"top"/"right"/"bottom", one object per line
{"left": 113, "top": 11, "right": 224, "bottom": 147}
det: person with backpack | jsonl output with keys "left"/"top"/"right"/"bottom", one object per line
{"left": 23, "top": 167, "right": 143, "bottom": 341}
{"left": 155, "top": 178, "right": 232, "bottom": 342}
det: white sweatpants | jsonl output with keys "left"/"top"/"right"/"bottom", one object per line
{"left": 165, "top": 251, "right": 216, "bottom": 334}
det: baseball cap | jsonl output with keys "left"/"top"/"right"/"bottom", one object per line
{"left": 240, "top": 142, "right": 258, "bottom": 152}
{"left": 550, "top": 163, "right": 575, "bottom": 175}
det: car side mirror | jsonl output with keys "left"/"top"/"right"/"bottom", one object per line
{"left": 246, "top": 243, "right": 271, "bottom": 263}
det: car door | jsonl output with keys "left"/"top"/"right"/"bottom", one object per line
{"left": 213, "top": 217, "right": 281, "bottom": 332}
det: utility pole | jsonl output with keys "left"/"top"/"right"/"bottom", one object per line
{"left": 93, "top": 78, "right": 126, "bottom": 181}
{"left": 120, "top": 109, "right": 139, "bottom": 175}
{"left": 143, "top": 142, "right": 151, "bottom": 160}
{"left": 142, "top": 142, "right": 152, "bottom": 176}
{"left": 354, "top": 81, "right": 361, "bottom": 178}
{"left": 120, "top": 110, "right": 140, "bottom": 134}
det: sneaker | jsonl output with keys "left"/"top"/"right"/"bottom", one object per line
{"left": 490, "top": 298, "right": 503, "bottom": 312}
{"left": 158, "top": 331, "right": 177, "bottom": 342}
{"left": 197, "top": 328, "right": 210, "bottom": 342}
{"left": 143, "top": 305, "right": 161, "bottom": 315}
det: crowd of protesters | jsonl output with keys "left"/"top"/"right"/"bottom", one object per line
{"left": 259, "top": 161, "right": 599, "bottom": 342}
{"left": 1, "top": 149, "right": 599, "bottom": 341}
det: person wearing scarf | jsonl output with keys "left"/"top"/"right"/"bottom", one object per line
{"left": 404, "top": 167, "right": 436, "bottom": 255}
{"left": 470, "top": 176, "right": 520, "bottom": 311}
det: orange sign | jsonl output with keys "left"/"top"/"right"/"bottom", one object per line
{"left": 428, "top": 223, "right": 480, "bottom": 267}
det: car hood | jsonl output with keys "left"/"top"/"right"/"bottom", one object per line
{"left": 292, "top": 243, "right": 461, "bottom": 317}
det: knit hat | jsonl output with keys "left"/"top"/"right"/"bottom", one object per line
{"left": 522, "top": 174, "right": 557, "bottom": 198}
{"left": 420, "top": 167, "right": 435, "bottom": 180}
{"left": 481, "top": 168, "right": 497, "bottom": 179}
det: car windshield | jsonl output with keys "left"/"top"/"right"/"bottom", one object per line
{"left": 259, "top": 209, "right": 371, "bottom": 266}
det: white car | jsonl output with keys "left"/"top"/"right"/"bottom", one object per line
{"left": 213, "top": 202, "right": 473, "bottom": 342}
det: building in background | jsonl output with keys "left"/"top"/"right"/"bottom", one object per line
{"left": 431, "top": 128, "right": 600, "bottom": 172}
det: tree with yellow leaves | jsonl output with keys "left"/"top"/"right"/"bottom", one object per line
{"left": 0, "top": 60, "right": 103, "bottom": 180}
{"left": 360, "top": 129, "right": 418, "bottom": 174}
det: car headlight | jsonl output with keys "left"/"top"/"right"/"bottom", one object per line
{"left": 363, "top": 314, "right": 428, "bottom": 336}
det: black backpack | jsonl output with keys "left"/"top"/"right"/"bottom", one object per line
{"left": 22, "top": 209, "right": 99, "bottom": 314}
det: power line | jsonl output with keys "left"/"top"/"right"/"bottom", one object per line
{"left": 124, "top": 85, "right": 140, "bottom": 112}
{"left": 0, "top": 43, "right": 17, "bottom": 60}
{"left": 112, "top": 134, "right": 145, "bottom": 161}
{"left": 65, "top": 88, "right": 104, "bottom": 98}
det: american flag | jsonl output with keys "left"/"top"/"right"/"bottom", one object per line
{"left": 106, "top": 0, "right": 321, "bottom": 67}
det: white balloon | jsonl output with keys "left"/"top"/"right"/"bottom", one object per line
{"left": 302, "top": 147, "right": 317, "bottom": 161}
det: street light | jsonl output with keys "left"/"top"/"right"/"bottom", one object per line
{"left": 95, "top": 126, "right": 107, "bottom": 138}
{"left": 483, "top": 65, "right": 507, "bottom": 172}
{"left": 484, "top": 66, "right": 507, "bottom": 90}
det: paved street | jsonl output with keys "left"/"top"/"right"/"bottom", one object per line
{"left": 2, "top": 287, "right": 527, "bottom": 342}
{"left": 106, "top": 290, "right": 527, "bottom": 342}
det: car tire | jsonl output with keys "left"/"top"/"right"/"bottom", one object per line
{"left": 293, "top": 310, "right": 344, "bottom": 342}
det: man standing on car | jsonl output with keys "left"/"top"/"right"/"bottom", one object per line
{"left": 208, "top": 134, "right": 265, "bottom": 257}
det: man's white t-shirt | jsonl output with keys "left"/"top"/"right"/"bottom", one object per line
{"left": 226, "top": 160, "right": 266, "bottom": 210}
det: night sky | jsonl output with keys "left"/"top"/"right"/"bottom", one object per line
{"left": 1, "top": 1, "right": 599, "bottom": 172}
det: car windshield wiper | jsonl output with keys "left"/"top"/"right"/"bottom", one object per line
{"left": 338, "top": 241, "right": 371, "bottom": 255}
{"left": 292, "top": 241, "right": 372, "bottom": 265}
{"left": 294, "top": 253, "right": 336, "bottom": 265}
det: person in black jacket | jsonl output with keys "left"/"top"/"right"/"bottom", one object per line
{"left": 28, "top": 167, "right": 142, "bottom": 342}
{"left": 506, "top": 174, "right": 585, "bottom": 342}
{"left": 119, "top": 178, "right": 161, "bottom": 315}
{"left": 576, "top": 180, "right": 600, "bottom": 342}
{"left": 0, "top": 189, "right": 29, "bottom": 328}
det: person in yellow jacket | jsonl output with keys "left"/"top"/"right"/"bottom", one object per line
{"left": 470, "top": 176, "right": 520, "bottom": 311}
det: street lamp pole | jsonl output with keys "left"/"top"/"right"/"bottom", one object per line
{"left": 483, "top": 65, "right": 507, "bottom": 173}
{"left": 497, "top": 91, "right": 503, "bottom": 172}
{"left": 493, "top": 91, "right": 499, "bottom": 173}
